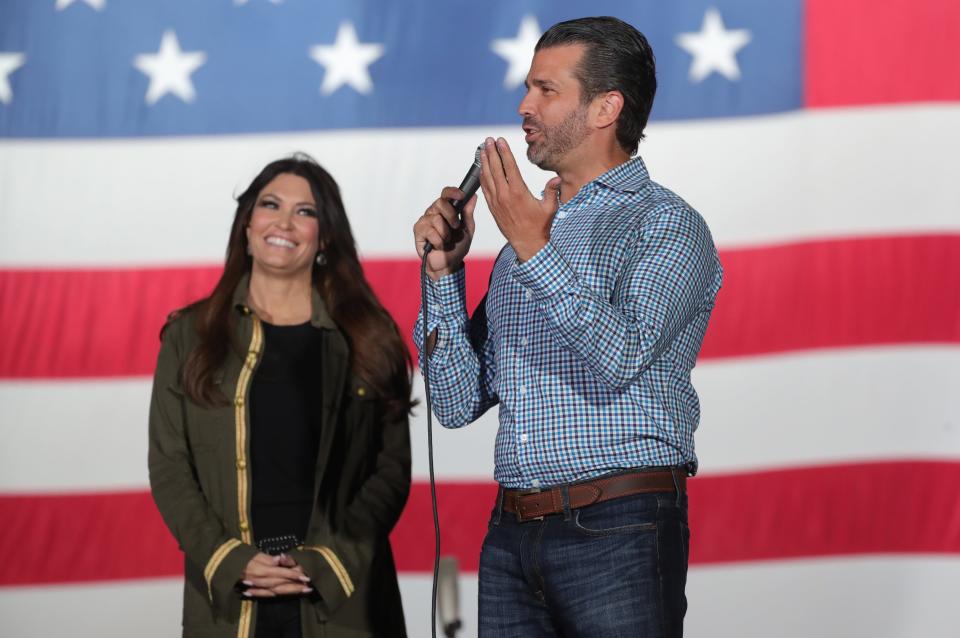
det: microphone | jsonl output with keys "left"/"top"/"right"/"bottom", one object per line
{"left": 423, "top": 144, "right": 483, "bottom": 254}
{"left": 437, "top": 556, "right": 462, "bottom": 637}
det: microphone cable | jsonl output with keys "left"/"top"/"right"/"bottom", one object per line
{"left": 421, "top": 243, "right": 441, "bottom": 638}
{"left": 420, "top": 144, "right": 482, "bottom": 638}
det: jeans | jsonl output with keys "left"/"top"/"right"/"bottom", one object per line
{"left": 478, "top": 472, "right": 689, "bottom": 637}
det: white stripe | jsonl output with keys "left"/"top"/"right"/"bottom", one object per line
{"left": 693, "top": 346, "right": 960, "bottom": 472}
{"left": 1, "top": 348, "right": 957, "bottom": 491}
{"left": 0, "top": 378, "right": 151, "bottom": 492}
{"left": 644, "top": 103, "right": 960, "bottom": 249}
{"left": 0, "top": 104, "right": 958, "bottom": 266}
{"left": 685, "top": 556, "right": 960, "bottom": 638}
{"left": 1, "top": 558, "right": 958, "bottom": 637}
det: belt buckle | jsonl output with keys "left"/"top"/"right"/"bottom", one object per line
{"left": 514, "top": 487, "right": 543, "bottom": 523}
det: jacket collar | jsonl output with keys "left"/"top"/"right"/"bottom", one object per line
{"left": 231, "top": 272, "right": 338, "bottom": 330}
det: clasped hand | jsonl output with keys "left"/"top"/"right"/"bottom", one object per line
{"left": 241, "top": 552, "right": 312, "bottom": 598}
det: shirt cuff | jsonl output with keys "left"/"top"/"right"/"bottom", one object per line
{"left": 419, "top": 269, "right": 468, "bottom": 362}
{"left": 429, "top": 268, "right": 468, "bottom": 318}
{"left": 512, "top": 242, "right": 576, "bottom": 301}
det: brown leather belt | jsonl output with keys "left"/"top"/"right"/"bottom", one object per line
{"left": 501, "top": 469, "right": 685, "bottom": 523}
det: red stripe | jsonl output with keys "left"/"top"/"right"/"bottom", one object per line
{"left": 1, "top": 234, "right": 958, "bottom": 378}
{"left": 0, "top": 265, "right": 223, "bottom": 380}
{"left": 699, "top": 234, "right": 960, "bottom": 358}
{"left": 805, "top": 0, "right": 960, "bottom": 106}
{"left": 1, "top": 461, "right": 958, "bottom": 586}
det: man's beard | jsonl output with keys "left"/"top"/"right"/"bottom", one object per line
{"left": 525, "top": 104, "right": 590, "bottom": 171}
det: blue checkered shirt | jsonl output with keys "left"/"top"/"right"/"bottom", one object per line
{"left": 415, "top": 157, "right": 723, "bottom": 489}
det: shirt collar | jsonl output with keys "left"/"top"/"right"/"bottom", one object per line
{"left": 593, "top": 156, "right": 650, "bottom": 194}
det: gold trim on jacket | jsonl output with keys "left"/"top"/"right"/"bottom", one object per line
{"left": 303, "top": 545, "right": 355, "bottom": 597}
{"left": 205, "top": 538, "right": 243, "bottom": 602}
{"left": 234, "top": 311, "right": 262, "bottom": 638}
{"left": 234, "top": 313, "right": 262, "bottom": 546}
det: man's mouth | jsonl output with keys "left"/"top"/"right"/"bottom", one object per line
{"left": 523, "top": 125, "right": 541, "bottom": 143}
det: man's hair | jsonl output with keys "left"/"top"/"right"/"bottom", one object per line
{"left": 536, "top": 16, "right": 656, "bottom": 155}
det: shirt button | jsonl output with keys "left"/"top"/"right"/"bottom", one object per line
{"left": 520, "top": 337, "right": 528, "bottom": 346}
{"left": 518, "top": 385, "right": 526, "bottom": 395}
{"left": 520, "top": 433, "right": 528, "bottom": 443}
{"left": 531, "top": 479, "right": 541, "bottom": 488}
{"left": 525, "top": 290, "right": 533, "bottom": 301}
{"left": 557, "top": 211, "right": 567, "bottom": 220}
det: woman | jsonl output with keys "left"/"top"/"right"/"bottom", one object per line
{"left": 149, "top": 154, "right": 412, "bottom": 638}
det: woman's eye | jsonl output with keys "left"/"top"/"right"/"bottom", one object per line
{"left": 259, "top": 200, "right": 278, "bottom": 209}
{"left": 298, "top": 208, "right": 318, "bottom": 217}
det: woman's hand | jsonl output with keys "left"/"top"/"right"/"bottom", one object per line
{"left": 240, "top": 552, "right": 313, "bottom": 598}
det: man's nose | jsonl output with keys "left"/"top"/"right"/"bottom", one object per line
{"left": 518, "top": 92, "right": 535, "bottom": 117}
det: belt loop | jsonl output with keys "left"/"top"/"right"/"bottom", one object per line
{"left": 561, "top": 484, "right": 571, "bottom": 521}
{"left": 493, "top": 486, "right": 504, "bottom": 525}
{"left": 671, "top": 467, "right": 681, "bottom": 507}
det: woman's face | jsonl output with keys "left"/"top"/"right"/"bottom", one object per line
{"left": 245, "top": 173, "right": 321, "bottom": 279}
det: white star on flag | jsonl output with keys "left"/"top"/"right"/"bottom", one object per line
{"left": 491, "top": 14, "right": 542, "bottom": 90}
{"left": 0, "top": 52, "right": 26, "bottom": 105}
{"left": 309, "top": 22, "right": 384, "bottom": 96}
{"left": 55, "top": 0, "right": 105, "bottom": 10}
{"left": 675, "top": 7, "right": 752, "bottom": 83}
{"left": 133, "top": 31, "right": 207, "bottom": 106}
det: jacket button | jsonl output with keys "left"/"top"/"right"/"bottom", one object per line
{"left": 235, "top": 397, "right": 244, "bottom": 407}
{"left": 236, "top": 459, "right": 246, "bottom": 470}
{"left": 357, "top": 387, "right": 366, "bottom": 397}
{"left": 242, "top": 306, "right": 251, "bottom": 315}
{"left": 239, "top": 521, "right": 249, "bottom": 532}
{"left": 246, "top": 353, "right": 257, "bottom": 367}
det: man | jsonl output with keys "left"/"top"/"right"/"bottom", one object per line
{"left": 412, "top": 16, "right": 722, "bottom": 637}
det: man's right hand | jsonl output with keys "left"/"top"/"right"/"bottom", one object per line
{"left": 413, "top": 187, "right": 477, "bottom": 280}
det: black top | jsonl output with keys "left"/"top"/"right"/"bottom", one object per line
{"left": 249, "top": 320, "right": 323, "bottom": 546}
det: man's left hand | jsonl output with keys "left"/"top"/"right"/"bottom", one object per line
{"left": 479, "top": 137, "right": 562, "bottom": 262}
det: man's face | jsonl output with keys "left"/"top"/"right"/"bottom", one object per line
{"left": 519, "top": 44, "right": 591, "bottom": 172}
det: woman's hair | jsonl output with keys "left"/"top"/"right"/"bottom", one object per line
{"left": 181, "top": 153, "right": 414, "bottom": 420}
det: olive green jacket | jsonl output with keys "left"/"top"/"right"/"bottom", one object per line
{"left": 148, "top": 280, "right": 411, "bottom": 637}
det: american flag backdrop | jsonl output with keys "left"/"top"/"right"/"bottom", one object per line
{"left": 1, "top": 0, "right": 959, "bottom": 636}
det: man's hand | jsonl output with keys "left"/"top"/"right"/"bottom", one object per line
{"left": 479, "top": 137, "right": 561, "bottom": 262}
{"left": 413, "top": 187, "right": 478, "bottom": 280}
{"left": 241, "top": 552, "right": 312, "bottom": 598}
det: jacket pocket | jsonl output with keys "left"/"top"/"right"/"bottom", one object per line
{"left": 184, "top": 402, "right": 233, "bottom": 453}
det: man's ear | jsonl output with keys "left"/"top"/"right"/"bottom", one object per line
{"left": 593, "top": 90, "right": 624, "bottom": 130}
